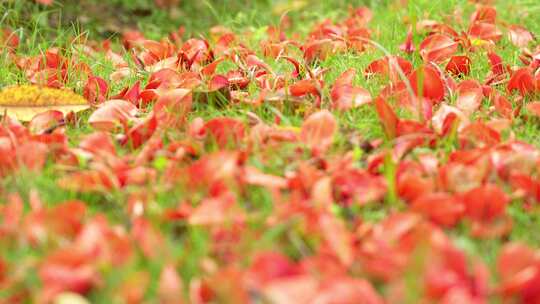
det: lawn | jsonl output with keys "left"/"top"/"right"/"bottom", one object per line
{"left": 1, "top": 0, "right": 540, "bottom": 303}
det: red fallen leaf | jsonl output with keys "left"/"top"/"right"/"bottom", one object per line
{"left": 39, "top": 248, "right": 97, "bottom": 300}
{"left": 204, "top": 117, "right": 245, "bottom": 148}
{"left": 416, "top": 20, "right": 459, "bottom": 37}
{"left": 111, "top": 81, "right": 141, "bottom": 106}
{"left": 460, "top": 122, "right": 501, "bottom": 147}
{"left": 508, "top": 67, "right": 536, "bottom": 96}
{"left": 79, "top": 132, "right": 116, "bottom": 157}
{"left": 0, "top": 193, "right": 23, "bottom": 235}
{"left": 492, "top": 93, "right": 514, "bottom": 118}
{"left": 456, "top": 80, "right": 484, "bottom": 115}
{"left": 226, "top": 70, "right": 250, "bottom": 89}
{"left": 397, "top": 170, "right": 435, "bottom": 203}
{"left": 332, "top": 169, "right": 387, "bottom": 206}
{"left": 180, "top": 38, "right": 212, "bottom": 67}
{"left": 409, "top": 65, "right": 446, "bottom": 102}
{"left": 262, "top": 275, "right": 319, "bottom": 304}
{"left": 497, "top": 243, "right": 540, "bottom": 300}
{"left": 28, "top": 110, "right": 64, "bottom": 134}
{"left": 461, "top": 184, "right": 508, "bottom": 222}
{"left": 300, "top": 110, "right": 337, "bottom": 153}
{"left": 526, "top": 101, "right": 540, "bottom": 117}
{"left": 441, "top": 112, "right": 461, "bottom": 137}
{"left": 375, "top": 97, "right": 398, "bottom": 139}
{"left": 246, "top": 252, "right": 302, "bottom": 288}
{"left": 471, "top": 215, "right": 513, "bottom": 239}
{"left": 131, "top": 217, "right": 164, "bottom": 258}
{"left": 396, "top": 120, "right": 432, "bottom": 137}
{"left": 83, "top": 76, "right": 108, "bottom": 105}
{"left": 141, "top": 40, "right": 175, "bottom": 63}
{"left": 280, "top": 56, "right": 302, "bottom": 78}
{"left": 487, "top": 52, "right": 505, "bottom": 76}
{"left": 289, "top": 79, "right": 321, "bottom": 102}
{"left": 423, "top": 245, "right": 490, "bottom": 302}
{"left": 392, "top": 133, "right": 432, "bottom": 161}
{"left": 400, "top": 29, "right": 415, "bottom": 53}
{"left": 208, "top": 74, "right": 229, "bottom": 92}
{"left": 144, "top": 68, "right": 183, "bottom": 90}
{"left": 319, "top": 213, "right": 354, "bottom": 267}
{"left": 18, "top": 141, "right": 49, "bottom": 171}
{"left": 312, "top": 277, "right": 384, "bottom": 304}
{"left": 200, "top": 58, "right": 226, "bottom": 78}
{"left": 158, "top": 264, "right": 185, "bottom": 304}
{"left": 470, "top": 6, "right": 497, "bottom": 24}
{"left": 331, "top": 68, "right": 372, "bottom": 110}
{"left": 188, "top": 192, "right": 244, "bottom": 225}
{"left": 58, "top": 167, "right": 119, "bottom": 192}
{"left": 88, "top": 99, "right": 138, "bottom": 131}
{"left": 469, "top": 22, "right": 502, "bottom": 42}
{"left": 357, "top": 212, "right": 426, "bottom": 281}
{"left": 124, "top": 115, "right": 157, "bottom": 149}
{"left": 303, "top": 39, "right": 334, "bottom": 63}
{"left": 74, "top": 215, "right": 132, "bottom": 266}
{"left": 122, "top": 31, "right": 145, "bottom": 50}
{"left": 411, "top": 192, "right": 464, "bottom": 227}
{"left": 187, "top": 152, "right": 239, "bottom": 188}
{"left": 419, "top": 34, "right": 458, "bottom": 63}
{"left": 445, "top": 55, "right": 471, "bottom": 76}
{"left": 152, "top": 88, "right": 192, "bottom": 127}
{"left": 508, "top": 25, "right": 534, "bottom": 48}
{"left": 246, "top": 54, "right": 273, "bottom": 73}
{"left": 44, "top": 48, "right": 66, "bottom": 70}
{"left": 507, "top": 173, "right": 540, "bottom": 203}
{"left": 243, "top": 166, "right": 288, "bottom": 189}
{"left": 365, "top": 56, "right": 413, "bottom": 83}
{"left": 43, "top": 201, "right": 87, "bottom": 238}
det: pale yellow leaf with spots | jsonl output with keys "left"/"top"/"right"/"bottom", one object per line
{"left": 0, "top": 85, "right": 90, "bottom": 121}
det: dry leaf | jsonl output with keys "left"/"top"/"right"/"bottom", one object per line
{"left": 0, "top": 85, "right": 90, "bottom": 121}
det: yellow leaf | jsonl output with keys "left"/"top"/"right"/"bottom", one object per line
{"left": 0, "top": 85, "right": 90, "bottom": 121}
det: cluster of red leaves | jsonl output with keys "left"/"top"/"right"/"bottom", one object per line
{"left": 2, "top": 2, "right": 540, "bottom": 303}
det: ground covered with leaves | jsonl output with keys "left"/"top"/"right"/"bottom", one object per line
{"left": 1, "top": 0, "right": 540, "bottom": 303}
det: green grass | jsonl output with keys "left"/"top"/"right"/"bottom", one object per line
{"left": 1, "top": 0, "right": 540, "bottom": 301}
